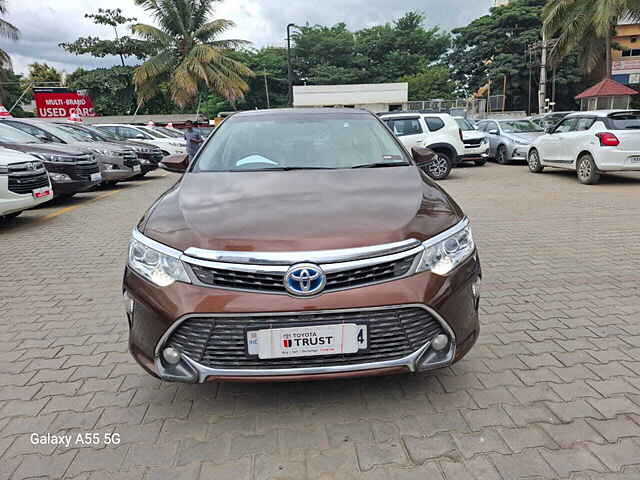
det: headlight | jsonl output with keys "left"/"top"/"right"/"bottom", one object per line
{"left": 102, "top": 163, "right": 116, "bottom": 170}
{"left": 49, "top": 172, "right": 72, "bottom": 182}
{"left": 415, "top": 220, "right": 475, "bottom": 276}
{"left": 480, "top": 138, "right": 488, "bottom": 145}
{"left": 28, "top": 152, "right": 75, "bottom": 163}
{"left": 91, "top": 148, "right": 110, "bottom": 155}
{"left": 513, "top": 139, "right": 529, "bottom": 146}
{"left": 0, "top": 165, "right": 8, "bottom": 174}
{"left": 128, "top": 236, "right": 190, "bottom": 287}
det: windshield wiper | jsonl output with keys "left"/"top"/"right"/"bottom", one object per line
{"left": 229, "top": 166, "right": 337, "bottom": 172}
{"left": 351, "top": 161, "right": 410, "bottom": 169}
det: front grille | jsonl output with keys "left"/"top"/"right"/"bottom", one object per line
{"left": 189, "top": 254, "right": 417, "bottom": 294}
{"left": 8, "top": 162, "right": 49, "bottom": 194}
{"left": 464, "top": 139, "right": 483, "bottom": 148}
{"left": 165, "top": 307, "right": 444, "bottom": 369}
{"left": 70, "top": 161, "right": 99, "bottom": 180}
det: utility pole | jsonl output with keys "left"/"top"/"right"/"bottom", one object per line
{"left": 264, "top": 69, "right": 270, "bottom": 109}
{"left": 287, "top": 23, "right": 295, "bottom": 108}
{"left": 538, "top": 29, "right": 547, "bottom": 115}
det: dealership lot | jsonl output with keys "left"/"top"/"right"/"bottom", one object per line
{"left": 2, "top": 165, "right": 640, "bottom": 479}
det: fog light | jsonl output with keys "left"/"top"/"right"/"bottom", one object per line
{"left": 162, "top": 347, "right": 181, "bottom": 365}
{"left": 431, "top": 334, "right": 449, "bottom": 351}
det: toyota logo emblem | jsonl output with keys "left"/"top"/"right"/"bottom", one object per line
{"left": 284, "top": 263, "right": 326, "bottom": 296}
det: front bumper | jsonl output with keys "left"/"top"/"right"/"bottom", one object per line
{"left": 100, "top": 168, "right": 137, "bottom": 182}
{"left": 460, "top": 149, "right": 489, "bottom": 161}
{"left": 52, "top": 178, "right": 98, "bottom": 196}
{"left": 509, "top": 145, "right": 530, "bottom": 161}
{"left": 124, "top": 253, "right": 481, "bottom": 382}
{"left": 0, "top": 180, "right": 53, "bottom": 215}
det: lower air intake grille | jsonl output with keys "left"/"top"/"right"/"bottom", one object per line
{"left": 165, "top": 306, "right": 444, "bottom": 369}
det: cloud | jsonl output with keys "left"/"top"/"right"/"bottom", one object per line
{"left": 3, "top": 0, "right": 493, "bottom": 75}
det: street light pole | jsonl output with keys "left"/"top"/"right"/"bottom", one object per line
{"left": 287, "top": 23, "right": 295, "bottom": 108}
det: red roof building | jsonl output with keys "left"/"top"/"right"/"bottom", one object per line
{"left": 575, "top": 78, "right": 638, "bottom": 110}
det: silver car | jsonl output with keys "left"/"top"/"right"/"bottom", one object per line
{"left": 477, "top": 119, "right": 545, "bottom": 164}
{"left": 0, "top": 119, "right": 141, "bottom": 185}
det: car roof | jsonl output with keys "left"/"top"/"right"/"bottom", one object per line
{"left": 379, "top": 111, "right": 452, "bottom": 118}
{"left": 234, "top": 108, "right": 372, "bottom": 118}
{"left": 566, "top": 109, "right": 640, "bottom": 118}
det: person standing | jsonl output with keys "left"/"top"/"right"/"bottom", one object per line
{"left": 184, "top": 120, "right": 204, "bottom": 161}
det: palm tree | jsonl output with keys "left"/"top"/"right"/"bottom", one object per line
{"left": 543, "top": 0, "right": 640, "bottom": 78}
{"left": 132, "top": 0, "right": 253, "bottom": 107}
{"left": 0, "top": 0, "right": 20, "bottom": 70}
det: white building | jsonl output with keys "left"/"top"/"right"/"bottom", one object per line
{"left": 292, "top": 83, "right": 408, "bottom": 112}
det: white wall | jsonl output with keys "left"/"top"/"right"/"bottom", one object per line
{"left": 293, "top": 83, "right": 408, "bottom": 109}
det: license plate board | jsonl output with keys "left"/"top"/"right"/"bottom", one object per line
{"left": 133, "top": 165, "right": 142, "bottom": 173}
{"left": 629, "top": 156, "right": 640, "bottom": 164}
{"left": 247, "top": 323, "right": 367, "bottom": 359}
{"left": 32, "top": 186, "right": 51, "bottom": 199}
{"left": 90, "top": 172, "right": 102, "bottom": 182}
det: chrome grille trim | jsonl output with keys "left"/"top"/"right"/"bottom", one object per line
{"left": 181, "top": 245, "right": 423, "bottom": 295}
{"left": 184, "top": 238, "right": 421, "bottom": 265}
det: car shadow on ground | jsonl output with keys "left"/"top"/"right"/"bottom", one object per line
{"left": 539, "top": 169, "right": 640, "bottom": 185}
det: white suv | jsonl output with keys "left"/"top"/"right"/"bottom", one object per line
{"left": 528, "top": 110, "right": 640, "bottom": 184}
{"left": 379, "top": 112, "right": 465, "bottom": 179}
{"left": 1, "top": 148, "right": 53, "bottom": 222}
{"left": 94, "top": 124, "right": 186, "bottom": 156}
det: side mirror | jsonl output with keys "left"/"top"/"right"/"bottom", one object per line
{"left": 411, "top": 146, "right": 436, "bottom": 166}
{"left": 159, "top": 153, "right": 189, "bottom": 173}
{"left": 488, "top": 129, "right": 499, "bottom": 135}
{"left": 545, "top": 127, "right": 554, "bottom": 134}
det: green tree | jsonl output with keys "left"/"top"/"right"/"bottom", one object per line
{"left": 354, "top": 12, "right": 451, "bottom": 83}
{"left": 449, "top": 0, "right": 585, "bottom": 112}
{"left": 544, "top": 0, "right": 640, "bottom": 78}
{"left": 0, "top": 0, "right": 20, "bottom": 102}
{"left": 401, "top": 66, "right": 459, "bottom": 100}
{"left": 132, "top": 0, "right": 254, "bottom": 107}
{"left": 0, "top": 0, "right": 18, "bottom": 71}
{"left": 59, "top": 8, "right": 152, "bottom": 66}
{"left": 0, "top": 69, "right": 30, "bottom": 115}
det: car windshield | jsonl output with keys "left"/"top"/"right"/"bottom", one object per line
{"left": 455, "top": 118, "right": 476, "bottom": 131}
{"left": 56, "top": 124, "right": 101, "bottom": 142}
{"left": 154, "top": 127, "right": 183, "bottom": 138}
{"left": 608, "top": 112, "right": 640, "bottom": 129}
{"left": 92, "top": 128, "right": 124, "bottom": 141}
{"left": 22, "top": 122, "right": 88, "bottom": 143}
{"left": 0, "top": 123, "right": 44, "bottom": 144}
{"left": 193, "top": 112, "right": 410, "bottom": 172}
{"left": 137, "top": 126, "right": 165, "bottom": 138}
{"left": 499, "top": 120, "right": 543, "bottom": 133}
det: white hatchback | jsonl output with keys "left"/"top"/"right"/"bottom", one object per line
{"left": 527, "top": 110, "right": 640, "bottom": 184}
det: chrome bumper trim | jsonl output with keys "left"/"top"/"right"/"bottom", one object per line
{"left": 153, "top": 304, "right": 456, "bottom": 382}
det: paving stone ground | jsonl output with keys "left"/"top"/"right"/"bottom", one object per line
{"left": 1, "top": 164, "right": 640, "bottom": 480}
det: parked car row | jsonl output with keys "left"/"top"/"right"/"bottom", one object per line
{"left": 0, "top": 118, "right": 171, "bottom": 222}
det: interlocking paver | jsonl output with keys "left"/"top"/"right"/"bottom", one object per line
{"left": 2, "top": 166, "right": 640, "bottom": 479}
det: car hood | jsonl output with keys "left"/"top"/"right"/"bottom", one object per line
{"left": 462, "top": 130, "right": 485, "bottom": 141}
{"left": 142, "top": 167, "right": 464, "bottom": 252}
{"left": 0, "top": 142, "right": 93, "bottom": 156}
{"left": 0, "top": 148, "right": 39, "bottom": 166}
{"left": 507, "top": 132, "right": 545, "bottom": 143}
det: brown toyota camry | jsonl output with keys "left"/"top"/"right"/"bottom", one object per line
{"left": 123, "top": 108, "right": 481, "bottom": 383}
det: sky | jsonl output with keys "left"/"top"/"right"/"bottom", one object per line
{"left": 1, "top": 0, "right": 495, "bottom": 76}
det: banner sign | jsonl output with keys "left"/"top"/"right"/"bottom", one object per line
{"left": 33, "top": 87, "right": 96, "bottom": 119}
{"left": 612, "top": 58, "right": 640, "bottom": 75}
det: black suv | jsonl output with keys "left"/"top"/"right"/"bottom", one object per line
{"left": 0, "top": 122, "right": 101, "bottom": 197}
